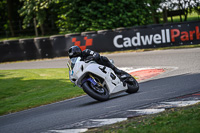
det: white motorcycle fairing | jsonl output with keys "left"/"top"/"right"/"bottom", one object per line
{"left": 68, "top": 57, "right": 128, "bottom": 95}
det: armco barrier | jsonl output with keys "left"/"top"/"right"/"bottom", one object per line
{"left": 50, "top": 35, "right": 67, "bottom": 57}
{"left": 34, "top": 37, "right": 54, "bottom": 59}
{"left": 3, "top": 40, "right": 25, "bottom": 61}
{"left": 19, "top": 38, "right": 40, "bottom": 60}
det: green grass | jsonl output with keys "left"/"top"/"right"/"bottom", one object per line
{"left": 0, "top": 68, "right": 85, "bottom": 115}
{"left": 160, "top": 11, "right": 199, "bottom": 23}
{"left": 186, "top": 11, "right": 200, "bottom": 21}
{"left": 88, "top": 104, "right": 200, "bottom": 133}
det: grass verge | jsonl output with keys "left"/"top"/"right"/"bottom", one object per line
{"left": 87, "top": 103, "right": 200, "bottom": 133}
{"left": 160, "top": 11, "right": 199, "bottom": 23}
{"left": 0, "top": 68, "right": 85, "bottom": 115}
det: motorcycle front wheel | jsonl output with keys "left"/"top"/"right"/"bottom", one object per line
{"left": 82, "top": 81, "right": 109, "bottom": 102}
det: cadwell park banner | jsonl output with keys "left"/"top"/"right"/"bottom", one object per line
{"left": 0, "top": 21, "right": 200, "bottom": 62}
{"left": 67, "top": 21, "right": 200, "bottom": 52}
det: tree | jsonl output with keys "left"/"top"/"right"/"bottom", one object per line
{"left": 148, "top": 0, "right": 163, "bottom": 24}
{"left": 194, "top": 2, "right": 200, "bottom": 16}
{"left": 0, "top": 0, "right": 7, "bottom": 36}
{"left": 161, "top": 0, "right": 200, "bottom": 21}
{"left": 1, "top": 0, "right": 21, "bottom": 37}
{"left": 19, "top": 0, "right": 52, "bottom": 36}
{"left": 56, "top": 0, "right": 153, "bottom": 33}
{"left": 177, "top": 0, "right": 199, "bottom": 21}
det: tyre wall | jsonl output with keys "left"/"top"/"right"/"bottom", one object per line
{"left": 50, "top": 35, "right": 67, "bottom": 57}
{"left": 0, "top": 21, "right": 200, "bottom": 62}
{"left": 0, "top": 41, "right": 10, "bottom": 62}
{"left": 69, "top": 21, "right": 200, "bottom": 52}
{"left": 19, "top": 38, "right": 40, "bottom": 60}
{"left": 34, "top": 37, "right": 54, "bottom": 59}
{"left": 2, "top": 40, "right": 25, "bottom": 62}
{"left": 65, "top": 33, "right": 81, "bottom": 55}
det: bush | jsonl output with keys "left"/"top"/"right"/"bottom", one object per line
{"left": 56, "top": 0, "right": 153, "bottom": 33}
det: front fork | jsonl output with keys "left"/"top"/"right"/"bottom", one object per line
{"left": 81, "top": 73, "right": 103, "bottom": 87}
{"left": 89, "top": 74, "right": 104, "bottom": 87}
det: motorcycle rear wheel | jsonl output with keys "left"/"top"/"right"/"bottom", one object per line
{"left": 120, "top": 71, "right": 139, "bottom": 94}
{"left": 125, "top": 76, "right": 139, "bottom": 93}
{"left": 82, "top": 81, "right": 109, "bottom": 102}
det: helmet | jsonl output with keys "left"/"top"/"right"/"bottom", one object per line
{"left": 68, "top": 46, "right": 82, "bottom": 58}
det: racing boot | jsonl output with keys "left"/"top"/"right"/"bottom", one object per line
{"left": 109, "top": 64, "right": 129, "bottom": 79}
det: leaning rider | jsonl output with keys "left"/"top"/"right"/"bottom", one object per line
{"left": 68, "top": 46, "right": 126, "bottom": 77}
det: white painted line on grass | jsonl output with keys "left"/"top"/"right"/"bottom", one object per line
{"left": 128, "top": 109, "right": 165, "bottom": 114}
{"left": 90, "top": 118, "right": 127, "bottom": 127}
{"left": 48, "top": 100, "right": 200, "bottom": 133}
{"left": 160, "top": 100, "right": 200, "bottom": 107}
{"left": 50, "top": 129, "right": 88, "bottom": 133}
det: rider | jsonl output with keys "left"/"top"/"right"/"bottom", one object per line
{"left": 68, "top": 46, "right": 125, "bottom": 76}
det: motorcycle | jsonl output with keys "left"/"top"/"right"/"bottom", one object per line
{"left": 67, "top": 56, "right": 139, "bottom": 101}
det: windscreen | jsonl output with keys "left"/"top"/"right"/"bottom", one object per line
{"left": 70, "top": 57, "right": 81, "bottom": 69}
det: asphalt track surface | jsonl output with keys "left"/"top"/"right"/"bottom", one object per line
{"left": 0, "top": 48, "right": 200, "bottom": 133}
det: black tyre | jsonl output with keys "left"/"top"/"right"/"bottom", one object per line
{"left": 82, "top": 81, "right": 109, "bottom": 102}
{"left": 125, "top": 76, "right": 139, "bottom": 94}
{"left": 120, "top": 71, "right": 139, "bottom": 94}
